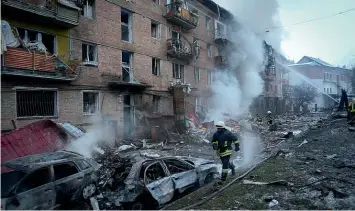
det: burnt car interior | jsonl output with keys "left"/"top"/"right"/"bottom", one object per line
{"left": 53, "top": 162, "right": 79, "bottom": 180}
{"left": 163, "top": 159, "right": 193, "bottom": 174}
{"left": 1, "top": 171, "right": 26, "bottom": 197}
{"left": 16, "top": 167, "right": 51, "bottom": 193}
{"left": 143, "top": 162, "right": 166, "bottom": 184}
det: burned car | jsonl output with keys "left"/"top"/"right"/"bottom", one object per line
{"left": 1, "top": 150, "right": 101, "bottom": 210}
{"left": 116, "top": 155, "right": 218, "bottom": 209}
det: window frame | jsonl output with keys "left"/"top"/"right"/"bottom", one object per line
{"left": 205, "top": 16, "right": 211, "bottom": 32}
{"left": 121, "top": 9, "right": 133, "bottom": 43}
{"left": 82, "top": 0, "right": 95, "bottom": 19}
{"left": 82, "top": 91, "right": 100, "bottom": 115}
{"left": 122, "top": 51, "right": 134, "bottom": 82}
{"left": 143, "top": 161, "right": 167, "bottom": 185}
{"left": 207, "top": 70, "right": 212, "bottom": 84}
{"left": 151, "top": 20, "right": 161, "bottom": 39}
{"left": 15, "top": 167, "right": 52, "bottom": 194}
{"left": 15, "top": 89, "right": 58, "bottom": 119}
{"left": 53, "top": 162, "right": 80, "bottom": 181}
{"left": 172, "top": 63, "right": 184, "bottom": 80}
{"left": 207, "top": 44, "right": 212, "bottom": 58}
{"left": 16, "top": 27, "right": 57, "bottom": 54}
{"left": 195, "top": 97, "right": 201, "bottom": 113}
{"left": 194, "top": 67, "right": 200, "bottom": 82}
{"left": 82, "top": 42, "right": 98, "bottom": 66}
{"left": 152, "top": 58, "right": 160, "bottom": 76}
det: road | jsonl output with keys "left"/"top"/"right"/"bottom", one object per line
{"left": 163, "top": 116, "right": 355, "bottom": 210}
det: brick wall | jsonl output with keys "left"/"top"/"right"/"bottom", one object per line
{"left": 1, "top": 0, "right": 224, "bottom": 134}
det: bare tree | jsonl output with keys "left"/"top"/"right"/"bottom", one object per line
{"left": 291, "top": 81, "right": 318, "bottom": 112}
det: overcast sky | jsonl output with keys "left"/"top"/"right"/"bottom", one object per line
{"left": 213, "top": 0, "right": 355, "bottom": 67}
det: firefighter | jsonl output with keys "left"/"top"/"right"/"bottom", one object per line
{"left": 212, "top": 121, "right": 240, "bottom": 181}
{"left": 267, "top": 111, "right": 273, "bottom": 125}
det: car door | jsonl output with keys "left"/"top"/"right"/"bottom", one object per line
{"left": 8, "top": 167, "right": 56, "bottom": 210}
{"left": 53, "top": 162, "right": 84, "bottom": 202}
{"left": 162, "top": 158, "right": 198, "bottom": 193}
{"left": 144, "top": 161, "right": 174, "bottom": 205}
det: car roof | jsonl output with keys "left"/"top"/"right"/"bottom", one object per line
{"left": 1, "top": 150, "right": 83, "bottom": 172}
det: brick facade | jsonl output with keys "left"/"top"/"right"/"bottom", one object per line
{"left": 1, "top": 0, "right": 227, "bottom": 136}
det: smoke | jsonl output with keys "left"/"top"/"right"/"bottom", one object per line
{"left": 207, "top": 0, "right": 284, "bottom": 166}
{"left": 206, "top": 0, "right": 284, "bottom": 122}
{"left": 65, "top": 113, "right": 117, "bottom": 157}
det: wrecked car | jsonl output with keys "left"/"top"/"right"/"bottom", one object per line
{"left": 117, "top": 156, "right": 218, "bottom": 209}
{"left": 1, "top": 150, "right": 101, "bottom": 210}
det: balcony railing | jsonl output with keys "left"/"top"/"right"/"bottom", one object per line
{"left": 165, "top": 2, "right": 198, "bottom": 30}
{"left": 1, "top": 47, "right": 78, "bottom": 81}
{"left": 1, "top": 0, "right": 80, "bottom": 28}
{"left": 167, "top": 38, "right": 193, "bottom": 61}
{"left": 214, "top": 56, "right": 228, "bottom": 68}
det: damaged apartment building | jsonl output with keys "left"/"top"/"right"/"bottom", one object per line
{"left": 1, "top": 0, "right": 233, "bottom": 138}
{"left": 251, "top": 41, "right": 290, "bottom": 115}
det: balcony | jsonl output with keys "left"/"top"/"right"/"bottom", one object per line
{"left": 1, "top": 0, "right": 80, "bottom": 28}
{"left": 102, "top": 73, "right": 150, "bottom": 93}
{"left": 214, "top": 20, "right": 229, "bottom": 45}
{"left": 165, "top": 2, "right": 198, "bottom": 30}
{"left": 1, "top": 48, "right": 78, "bottom": 81}
{"left": 167, "top": 38, "right": 193, "bottom": 62}
{"left": 214, "top": 56, "right": 228, "bottom": 68}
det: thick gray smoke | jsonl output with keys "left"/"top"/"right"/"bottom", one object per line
{"left": 65, "top": 114, "right": 117, "bottom": 157}
{"left": 207, "top": 0, "right": 284, "bottom": 166}
{"left": 206, "top": 0, "right": 284, "bottom": 122}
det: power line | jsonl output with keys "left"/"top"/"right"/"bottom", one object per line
{"left": 266, "top": 7, "right": 355, "bottom": 30}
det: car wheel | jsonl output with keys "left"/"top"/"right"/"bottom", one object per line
{"left": 82, "top": 183, "right": 96, "bottom": 199}
{"left": 204, "top": 173, "right": 214, "bottom": 184}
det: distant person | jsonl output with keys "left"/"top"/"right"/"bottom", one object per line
{"left": 267, "top": 111, "right": 273, "bottom": 125}
{"left": 211, "top": 121, "right": 239, "bottom": 182}
{"left": 255, "top": 114, "right": 263, "bottom": 123}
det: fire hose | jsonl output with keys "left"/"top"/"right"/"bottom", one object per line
{"left": 161, "top": 153, "right": 276, "bottom": 210}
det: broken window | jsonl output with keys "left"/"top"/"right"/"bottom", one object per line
{"left": 205, "top": 16, "right": 211, "bottom": 32}
{"left": 153, "top": 95, "right": 161, "bottom": 113}
{"left": 17, "top": 28, "right": 56, "bottom": 54}
{"left": 122, "top": 51, "right": 133, "bottom": 82}
{"left": 173, "top": 63, "right": 183, "bottom": 79}
{"left": 17, "top": 167, "right": 51, "bottom": 193}
{"left": 207, "top": 44, "right": 212, "bottom": 58}
{"left": 195, "top": 97, "right": 201, "bottom": 112}
{"left": 207, "top": 70, "right": 212, "bottom": 84}
{"left": 75, "top": 160, "right": 91, "bottom": 170}
{"left": 121, "top": 9, "right": 132, "bottom": 42}
{"left": 163, "top": 159, "right": 193, "bottom": 174}
{"left": 172, "top": 31, "right": 180, "bottom": 40}
{"left": 82, "top": 0, "right": 94, "bottom": 18}
{"left": 123, "top": 95, "right": 132, "bottom": 106}
{"left": 151, "top": 20, "right": 160, "bottom": 39}
{"left": 194, "top": 67, "right": 200, "bottom": 81}
{"left": 83, "top": 92, "right": 99, "bottom": 114}
{"left": 152, "top": 58, "right": 160, "bottom": 75}
{"left": 16, "top": 90, "right": 57, "bottom": 118}
{"left": 144, "top": 162, "right": 166, "bottom": 184}
{"left": 54, "top": 163, "right": 79, "bottom": 180}
{"left": 82, "top": 43, "right": 98, "bottom": 65}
